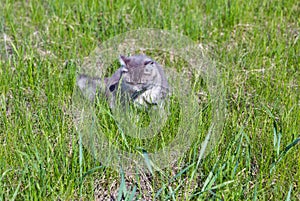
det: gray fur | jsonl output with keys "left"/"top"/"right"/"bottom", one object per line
{"left": 76, "top": 55, "right": 169, "bottom": 108}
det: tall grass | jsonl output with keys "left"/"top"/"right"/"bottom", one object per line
{"left": 0, "top": 0, "right": 299, "bottom": 200}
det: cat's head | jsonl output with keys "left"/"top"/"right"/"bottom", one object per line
{"left": 119, "top": 54, "right": 162, "bottom": 91}
{"left": 116, "top": 55, "right": 168, "bottom": 107}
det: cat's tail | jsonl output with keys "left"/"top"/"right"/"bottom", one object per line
{"left": 76, "top": 74, "right": 107, "bottom": 102}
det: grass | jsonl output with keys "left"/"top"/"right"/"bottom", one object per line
{"left": 0, "top": 0, "right": 299, "bottom": 200}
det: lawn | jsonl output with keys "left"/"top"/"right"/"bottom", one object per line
{"left": 0, "top": 0, "right": 299, "bottom": 200}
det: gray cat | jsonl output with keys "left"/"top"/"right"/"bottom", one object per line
{"left": 76, "top": 54, "right": 169, "bottom": 108}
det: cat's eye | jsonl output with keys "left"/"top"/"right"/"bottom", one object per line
{"left": 144, "top": 60, "right": 154, "bottom": 66}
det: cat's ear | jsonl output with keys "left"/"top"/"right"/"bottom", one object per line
{"left": 119, "top": 55, "right": 130, "bottom": 67}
